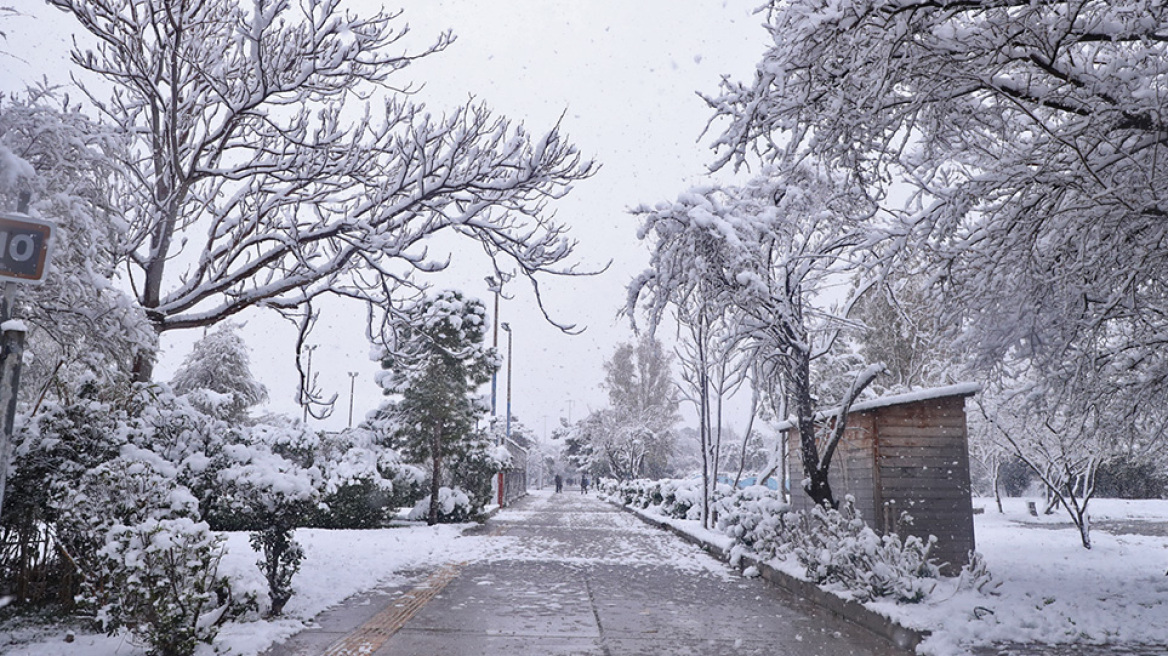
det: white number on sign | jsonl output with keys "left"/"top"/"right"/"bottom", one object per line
{"left": 0, "top": 233, "right": 36, "bottom": 262}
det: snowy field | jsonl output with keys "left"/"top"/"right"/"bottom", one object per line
{"left": 2, "top": 494, "right": 1167, "bottom": 655}
{"left": 900, "top": 497, "right": 1168, "bottom": 655}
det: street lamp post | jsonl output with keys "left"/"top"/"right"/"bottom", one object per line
{"left": 486, "top": 277, "right": 500, "bottom": 418}
{"left": 501, "top": 322, "right": 513, "bottom": 441}
{"left": 347, "top": 372, "right": 358, "bottom": 428}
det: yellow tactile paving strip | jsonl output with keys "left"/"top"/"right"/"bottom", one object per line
{"left": 321, "top": 562, "right": 465, "bottom": 656}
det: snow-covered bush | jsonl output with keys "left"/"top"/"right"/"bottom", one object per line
{"left": 447, "top": 433, "right": 506, "bottom": 515}
{"left": 784, "top": 498, "right": 940, "bottom": 603}
{"left": 248, "top": 524, "right": 304, "bottom": 618}
{"left": 957, "top": 551, "right": 1001, "bottom": 596}
{"left": 604, "top": 478, "right": 663, "bottom": 508}
{"left": 3, "top": 384, "right": 224, "bottom": 606}
{"left": 4, "top": 394, "right": 128, "bottom": 596}
{"left": 54, "top": 446, "right": 253, "bottom": 646}
{"left": 406, "top": 487, "right": 473, "bottom": 523}
{"left": 659, "top": 478, "right": 709, "bottom": 520}
{"left": 311, "top": 445, "right": 423, "bottom": 529}
{"left": 86, "top": 518, "right": 230, "bottom": 656}
{"left": 55, "top": 446, "right": 199, "bottom": 545}
{"left": 716, "top": 485, "right": 791, "bottom": 556}
{"left": 202, "top": 440, "right": 319, "bottom": 616}
{"left": 603, "top": 478, "right": 727, "bottom": 520}
{"left": 606, "top": 478, "right": 947, "bottom": 604}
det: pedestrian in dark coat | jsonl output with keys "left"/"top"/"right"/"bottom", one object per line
{"left": 554, "top": 474, "right": 563, "bottom": 493}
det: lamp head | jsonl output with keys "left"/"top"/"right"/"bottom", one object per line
{"left": 501, "top": 322, "right": 511, "bottom": 332}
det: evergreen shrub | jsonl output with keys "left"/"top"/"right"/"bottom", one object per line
{"left": 85, "top": 518, "right": 231, "bottom": 656}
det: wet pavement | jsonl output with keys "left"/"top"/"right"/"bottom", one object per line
{"left": 265, "top": 489, "right": 906, "bottom": 656}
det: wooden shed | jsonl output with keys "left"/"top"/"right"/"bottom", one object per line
{"left": 785, "top": 383, "right": 980, "bottom": 574}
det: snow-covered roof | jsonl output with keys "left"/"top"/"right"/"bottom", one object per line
{"left": 845, "top": 381, "right": 981, "bottom": 415}
{"left": 776, "top": 382, "right": 981, "bottom": 431}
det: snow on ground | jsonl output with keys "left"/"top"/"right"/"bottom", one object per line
{"left": 3, "top": 522, "right": 489, "bottom": 656}
{"left": 629, "top": 495, "right": 1168, "bottom": 655}
{"left": 469, "top": 493, "right": 734, "bottom": 580}
{"left": 897, "top": 497, "right": 1168, "bottom": 655}
{"left": 4, "top": 494, "right": 1167, "bottom": 655}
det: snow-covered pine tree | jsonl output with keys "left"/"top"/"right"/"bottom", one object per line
{"left": 375, "top": 290, "right": 497, "bottom": 525}
{"left": 171, "top": 323, "right": 268, "bottom": 423}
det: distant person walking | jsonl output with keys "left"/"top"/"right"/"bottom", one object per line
{"left": 554, "top": 474, "right": 563, "bottom": 493}
{"left": 580, "top": 475, "right": 589, "bottom": 494}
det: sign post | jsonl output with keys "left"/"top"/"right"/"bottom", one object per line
{"left": 0, "top": 209, "right": 53, "bottom": 519}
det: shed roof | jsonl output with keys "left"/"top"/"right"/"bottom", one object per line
{"left": 775, "top": 382, "right": 981, "bottom": 431}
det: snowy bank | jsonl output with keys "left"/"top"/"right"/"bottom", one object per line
{"left": 2, "top": 523, "right": 482, "bottom": 656}
{"left": 611, "top": 494, "right": 1168, "bottom": 655}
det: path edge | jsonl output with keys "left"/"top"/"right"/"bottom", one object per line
{"left": 612, "top": 501, "right": 927, "bottom": 653}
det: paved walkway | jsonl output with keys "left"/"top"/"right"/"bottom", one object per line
{"left": 264, "top": 490, "right": 904, "bottom": 656}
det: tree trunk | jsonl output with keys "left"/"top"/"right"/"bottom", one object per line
{"left": 130, "top": 325, "right": 162, "bottom": 383}
{"left": 794, "top": 348, "right": 834, "bottom": 509}
{"left": 131, "top": 352, "right": 155, "bottom": 383}
{"left": 428, "top": 428, "right": 442, "bottom": 526}
{"left": 732, "top": 383, "right": 760, "bottom": 490}
{"left": 991, "top": 459, "right": 1004, "bottom": 513}
{"left": 697, "top": 326, "right": 711, "bottom": 529}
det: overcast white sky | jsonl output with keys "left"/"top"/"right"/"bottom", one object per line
{"left": 3, "top": 0, "right": 765, "bottom": 436}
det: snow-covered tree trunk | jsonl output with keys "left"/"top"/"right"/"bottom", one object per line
{"left": 428, "top": 428, "right": 443, "bottom": 527}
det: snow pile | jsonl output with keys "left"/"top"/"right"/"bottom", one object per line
{"left": 894, "top": 499, "right": 1168, "bottom": 655}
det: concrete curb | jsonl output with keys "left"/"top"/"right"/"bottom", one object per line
{"left": 613, "top": 501, "right": 927, "bottom": 653}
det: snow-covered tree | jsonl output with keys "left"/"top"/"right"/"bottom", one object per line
{"left": 847, "top": 279, "right": 953, "bottom": 395}
{"left": 707, "top": 0, "right": 1168, "bottom": 527}
{"left": 45, "top": 0, "right": 595, "bottom": 381}
{"left": 171, "top": 323, "right": 268, "bottom": 422}
{"left": 672, "top": 309, "right": 744, "bottom": 525}
{"left": 561, "top": 338, "right": 680, "bottom": 482}
{"left": 376, "top": 290, "right": 497, "bottom": 525}
{"left": 601, "top": 336, "right": 679, "bottom": 478}
{"left": 628, "top": 165, "right": 884, "bottom": 510}
{"left": 0, "top": 89, "right": 152, "bottom": 397}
